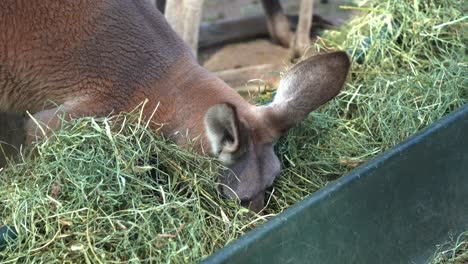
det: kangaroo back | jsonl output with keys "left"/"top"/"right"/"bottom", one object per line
{"left": 0, "top": 0, "right": 192, "bottom": 113}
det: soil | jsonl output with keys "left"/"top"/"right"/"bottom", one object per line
{"left": 201, "top": 39, "right": 290, "bottom": 72}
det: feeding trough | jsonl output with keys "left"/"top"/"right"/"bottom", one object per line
{"left": 202, "top": 104, "right": 468, "bottom": 264}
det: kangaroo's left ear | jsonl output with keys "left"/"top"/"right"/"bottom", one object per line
{"left": 204, "top": 103, "right": 248, "bottom": 164}
{"left": 258, "top": 51, "right": 350, "bottom": 135}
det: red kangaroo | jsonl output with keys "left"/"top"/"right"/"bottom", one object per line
{"left": 0, "top": 0, "right": 350, "bottom": 212}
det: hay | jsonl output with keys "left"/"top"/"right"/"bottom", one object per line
{"left": 1, "top": 112, "right": 257, "bottom": 263}
{"left": 1, "top": 0, "right": 466, "bottom": 262}
{"left": 430, "top": 232, "right": 468, "bottom": 264}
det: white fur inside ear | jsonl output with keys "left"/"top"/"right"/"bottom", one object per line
{"left": 204, "top": 104, "right": 240, "bottom": 165}
{"left": 272, "top": 76, "right": 294, "bottom": 104}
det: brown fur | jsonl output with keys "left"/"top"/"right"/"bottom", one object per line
{"left": 0, "top": 0, "right": 350, "bottom": 212}
{"left": 1, "top": 0, "right": 242, "bottom": 139}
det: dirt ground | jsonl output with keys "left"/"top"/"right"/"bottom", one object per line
{"left": 202, "top": 39, "right": 290, "bottom": 71}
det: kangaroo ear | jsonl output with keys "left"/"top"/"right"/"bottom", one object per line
{"left": 204, "top": 103, "right": 247, "bottom": 164}
{"left": 260, "top": 51, "right": 350, "bottom": 135}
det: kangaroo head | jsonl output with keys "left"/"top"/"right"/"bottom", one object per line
{"left": 203, "top": 51, "right": 350, "bottom": 212}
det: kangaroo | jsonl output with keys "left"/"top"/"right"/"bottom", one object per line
{"left": 0, "top": 0, "right": 350, "bottom": 212}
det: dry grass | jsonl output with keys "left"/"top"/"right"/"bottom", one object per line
{"left": 430, "top": 232, "right": 468, "bottom": 264}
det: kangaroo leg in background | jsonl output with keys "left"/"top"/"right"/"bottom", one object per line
{"left": 164, "top": 0, "right": 312, "bottom": 58}
{"left": 261, "top": 0, "right": 293, "bottom": 48}
{"left": 290, "top": 0, "right": 313, "bottom": 58}
{"left": 262, "top": 0, "right": 314, "bottom": 57}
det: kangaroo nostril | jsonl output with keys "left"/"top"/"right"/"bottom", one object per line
{"left": 217, "top": 184, "right": 223, "bottom": 194}
{"left": 238, "top": 191, "right": 266, "bottom": 213}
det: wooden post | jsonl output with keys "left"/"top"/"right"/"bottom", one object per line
{"left": 182, "top": 0, "right": 204, "bottom": 57}
{"left": 164, "top": 0, "right": 185, "bottom": 37}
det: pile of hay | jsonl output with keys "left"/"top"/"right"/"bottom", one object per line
{"left": 1, "top": 0, "right": 466, "bottom": 262}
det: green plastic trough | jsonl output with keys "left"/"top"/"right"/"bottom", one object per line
{"left": 1, "top": 105, "right": 467, "bottom": 262}
{"left": 202, "top": 104, "right": 468, "bottom": 264}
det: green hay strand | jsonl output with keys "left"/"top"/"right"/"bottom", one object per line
{"left": 430, "top": 232, "right": 468, "bottom": 264}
